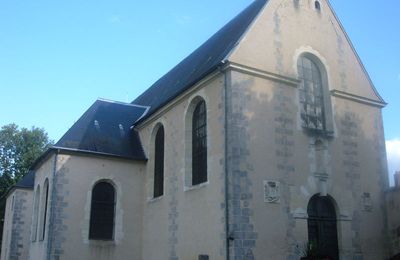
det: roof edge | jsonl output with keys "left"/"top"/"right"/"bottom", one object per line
{"left": 325, "top": 0, "right": 386, "bottom": 104}
{"left": 133, "top": 66, "right": 223, "bottom": 125}
{"left": 52, "top": 146, "right": 148, "bottom": 161}
{"left": 134, "top": 69, "right": 223, "bottom": 128}
{"left": 223, "top": 0, "right": 270, "bottom": 62}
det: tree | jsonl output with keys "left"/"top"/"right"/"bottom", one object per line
{"left": 0, "top": 123, "right": 53, "bottom": 253}
{"left": 0, "top": 123, "right": 53, "bottom": 197}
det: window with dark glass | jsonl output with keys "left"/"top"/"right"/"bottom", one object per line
{"left": 192, "top": 100, "right": 207, "bottom": 185}
{"left": 32, "top": 186, "right": 40, "bottom": 242}
{"left": 307, "top": 195, "right": 339, "bottom": 260}
{"left": 298, "top": 56, "right": 326, "bottom": 132}
{"left": 154, "top": 126, "right": 164, "bottom": 198}
{"left": 40, "top": 179, "right": 49, "bottom": 241}
{"left": 315, "top": 1, "right": 321, "bottom": 11}
{"left": 89, "top": 182, "right": 115, "bottom": 240}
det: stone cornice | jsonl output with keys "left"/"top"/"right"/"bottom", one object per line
{"left": 331, "top": 90, "right": 387, "bottom": 108}
{"left": 221, "top": 61, "right": 300, "bottom": 87}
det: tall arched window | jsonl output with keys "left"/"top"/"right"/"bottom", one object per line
{"left": 39, "top": 179, "right": 49, "bottom": 241}
{"left": 298, "top": 55, "right": 331, "bottom": 133}
{"left": 89, "top": 181, "right": 116, "bottom": 240}
{"left": 307, "top": 195, "right": 339, "bottom": 260}
{"left": 192, "top": 100, "right": 207, "bottom": 185}
{"left": 154, "top": 125, "right": 164, "bottom": 198}
{"left": 31, "top": 186, "right": 40, "bottom": 242}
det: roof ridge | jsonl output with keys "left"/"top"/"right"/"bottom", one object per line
{"left": 132, "top": 0, "right": 268, "bottom": 121}
{"left": 222, "top": 0, "right": 269, "bottom": 62}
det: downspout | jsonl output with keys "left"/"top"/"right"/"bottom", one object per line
{"left": 46, "top": 150, "right": 58, "bottom": 260}
{"left": 222, "top": 63, "right": 231, "bottom": 260}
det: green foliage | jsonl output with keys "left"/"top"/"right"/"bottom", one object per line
{"left": 0, "top": 123, "right": 53, "bottom": 198}
{"left": 301, "top": 240, "right": 319, "bottom": 258}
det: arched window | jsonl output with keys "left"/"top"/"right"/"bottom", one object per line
{"left": 39, "top": 179, "right": 49, "bottom": 241}
{"left": 89, "top": 181, "right": 116, "bottom": 240}
{"left": 154, "top": 125, "right": 164, "bottom": 198}
{"left": 315, "top": 1, "right": 321, "bottom": 11}
{"left": 307, "top": 195, "right": 339, "bottom": 260}
{"left": 32, "top": 186, "right": 40, "bottom": 242}
{"left": 192, "top": 100, "right": 207, "bottom": 185}
{"left": 298, "top": 55, "right": 331, "bottom": 133}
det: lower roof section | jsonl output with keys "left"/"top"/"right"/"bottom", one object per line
{"left": 55, "top": 99, "right": 149, "bottom": 160}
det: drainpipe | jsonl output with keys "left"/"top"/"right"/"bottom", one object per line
{"left": 46, "top": 149, "right": 58, "bottom": 260}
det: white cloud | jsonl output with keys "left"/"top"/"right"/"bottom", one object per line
{"left": 386, "top": 139, "right": 400, "bottom": 186}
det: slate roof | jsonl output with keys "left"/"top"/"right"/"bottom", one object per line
{"left": 14, "top": 170, "right": 35, "bottom": 189}
{"left": 132, "top": 0, "right": 268, "bottom": 120}
{"left": 4, "top": 0, "right": 268, "bottom": 193}
{"left": 0, "top": 171, "right": 35, "bottom": 200}
{"left": 54, "top": 99, "right": 149, "bottom": 160}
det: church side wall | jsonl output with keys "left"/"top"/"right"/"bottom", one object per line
{"left": 46, "top": 154, "right": 145, "bottom": 260}
{"left": 1, "top": 189, "right": 33, "bottom": 260}
{"left": 138, "top": 74, "right": 227, "bottom": 260}
{"left": 0, "top": 191, "right": 14, "bottom": 260}
{"left": 29, "top": 154, "right": 55, "bottom": 260}
{"left": 386, "top": 188, "right": 400, "bottom": 257}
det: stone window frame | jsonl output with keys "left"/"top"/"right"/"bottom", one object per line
{"left": 38, "top": 178, "right": 49, "bottom": 241}
{"left": 297, "top": 53, "right": 334, "bottom": 136}
{"left": 184, "top": 96, "right": 209, "bottom": 189}
{"left": 88, "top": 180, "right": 116, "bottom": 241}
{"left": 31, "top": 185, "right": 41, "bottom": 242}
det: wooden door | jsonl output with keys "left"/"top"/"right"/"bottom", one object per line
{"left": 307, "top": 195, "right": 339, "bottom": 260}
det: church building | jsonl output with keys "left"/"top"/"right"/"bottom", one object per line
{"left": 1, "top": 0, "right": 392, "bottom": 259}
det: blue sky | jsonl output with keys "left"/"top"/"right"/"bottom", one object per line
{"left": 0, "top": 1, "right": 399, "bottom": 182}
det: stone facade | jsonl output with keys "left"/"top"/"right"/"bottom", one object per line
{"left": 1, "top": 189, "right": 33, "bottom": 260}
{"left": 386, "top": 183, "right": 400, "bottom": 257}
{"left": 0, "top": 0, "right": 393, "bottom": 259}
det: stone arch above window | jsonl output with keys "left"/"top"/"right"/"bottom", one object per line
{"left": 185, "top": 96, "right": 208, "bottom": 187}
{"left": 89, "top": 181, "right": 116, "bottom": 240}
{"left": 297, "top": 54, "right": 333, "bottom": 135}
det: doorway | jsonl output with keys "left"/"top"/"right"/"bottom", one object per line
{"left": 307, "top": 194, "right": 339, "bottom": 260}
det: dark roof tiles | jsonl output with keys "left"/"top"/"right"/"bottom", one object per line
{"left": 132, "top": 0, "right": 268, "bottom": 120}
{"left": 55, "top": 99, "right": 148, "bottom": 160}
{"left": 14, "top": 170, "right": 35, "bottom": 189}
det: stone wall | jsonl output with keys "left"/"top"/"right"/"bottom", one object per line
{"left": 1, "top": 189, "right": 33, "bottom": 260}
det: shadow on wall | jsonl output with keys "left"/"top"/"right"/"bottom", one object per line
{"left": 227, "top": 75, "right": 389, "bottom": 259}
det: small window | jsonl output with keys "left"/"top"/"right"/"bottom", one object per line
{"left": 315, "top": 1, "right": 321, "bottom": 11}
{"left": 39, "top": 179, "right": 49, "bottom": 241}
{"left": 192, "top": 100, "right": 207, "bottom": 185}
{"left": 32, "top": 186, "right": 40, "bottom": 242}
{"left": 89, "top": 181, "right": 116, "bottom": 240}
{"left": 154, "top": 126, "right": 164, "bottom": 198}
